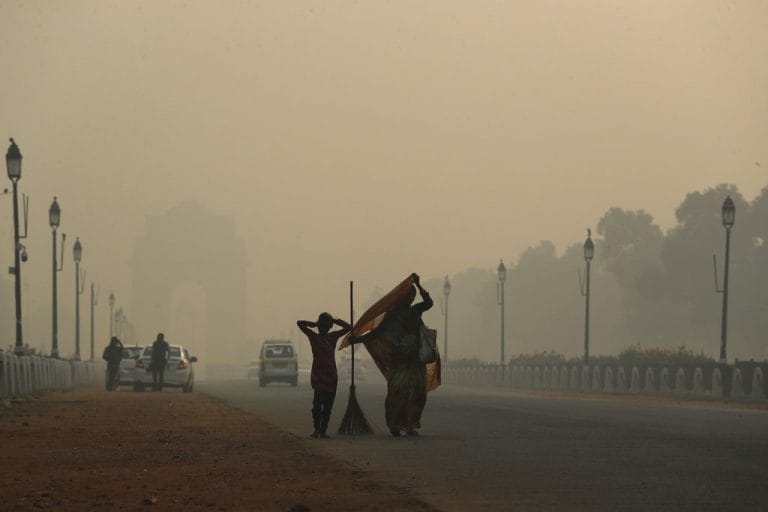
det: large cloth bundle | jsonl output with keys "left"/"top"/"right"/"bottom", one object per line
{"left": 340, "top": 275, "right": 441, "bottom": 392}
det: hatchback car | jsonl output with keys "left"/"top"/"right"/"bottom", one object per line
{"left": 259, "top": 340, "right": 298, "bottom": 387}
{"left": 133, "top": 344, "right": 198, "bottom": 392}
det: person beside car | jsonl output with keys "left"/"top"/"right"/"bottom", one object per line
{"left": 150, "top": 333, "right": 171, "bottom": 391}
{"left": 102, "top": 336, "right": 124, "bottom": 391}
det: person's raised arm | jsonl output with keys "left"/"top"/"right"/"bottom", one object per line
{"left": 411, "top": 273, "right": 433, "bottom": 313}
{"left": 296, "top": 320, "right": 316, "bottom": 338}
{"left": 332, "top": 317, "right": 352, "bottom": 336}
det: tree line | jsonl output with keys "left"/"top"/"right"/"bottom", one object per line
{"left": 421, "top": 183, "right": 768, "bottom": 363}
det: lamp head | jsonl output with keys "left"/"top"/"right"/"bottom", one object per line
{"left": 109, "top": 292, "right": 115, "bottom": 307}
{"left": 6, "top": 138, "right": 21, "bottom": 180}
{"left": 722, "top": 196, "right": 735, "bottom": 229}
{"left": 73, "top": 237, "right": 82, "bottom": 263}
{"left": 497, "top": 260, "right": 507, "bottom": 282}
{"left": 443, "top": 275, "right": 451, "bottom": 297}
{"left": 48, "top": 197, "right": 61, "bottom": 228}
{"left": 584, "top": 230, "right": 594, "bottom": 261}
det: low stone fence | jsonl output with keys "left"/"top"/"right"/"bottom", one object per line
{"left": 0, "top": 350, "right": 104, "bottom": 398}
{"left": 443, "top": 361, "right": 768, "bottom": 399}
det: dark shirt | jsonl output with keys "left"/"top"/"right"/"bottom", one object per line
{"left": 297, "top": 321, "right": 351, "bottom": 392}
{"left": 102, "top": 343, "right": 123, "bottom": 366}
{"left": 151, "top": 339, "right": 171, "bottom": 365}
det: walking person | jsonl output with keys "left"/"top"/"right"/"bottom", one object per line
{"left": 350, "top": 273, "right": 434, "bottom": 436}
{"left": 297, "top": 313, "right": 351, "bottom": 438}
{"left": 150, "top": 333, "right": 171, "bottom": 391}
{"left": 102, "top": 336, "right": 124, "bottom": 391}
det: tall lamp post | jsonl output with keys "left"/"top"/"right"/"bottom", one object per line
{"left": 108, "top": 292, "right": 115, "bottom": 336}
{"left": 443, "top": 275, "right": 451, "bottom": 363}
{"left": 90, "top": 283, "right": 98, "bottom": 360}
{"left": 115, "top": 308, "right": 124, "bottom": 339}
{"left": 49, "top": 197, "right": 65, "bottom": 358}
{"left": 718, "top": 196, "right": 735, "bottom": 362}
{"left": 6, "top": 138, "right": 29, "bottom": 354}
{"left": 581, "top": 230, "right": 594, "bottom": 365}
{"left": 73, "top": 238, "right": 85, "bottom": 360}
{"left": 497, "top": 260, "right": 506, "bottom": 364}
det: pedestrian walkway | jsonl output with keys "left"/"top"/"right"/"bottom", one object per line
{"left": 0, "top": 388, "right": 436, "bottom": 511}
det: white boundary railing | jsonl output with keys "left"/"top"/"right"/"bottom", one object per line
{"left": 0, "top": 351, "right": 104, "bottom": 398}
{"left": 444, "top": 362, "right": 767, "bottom": 400}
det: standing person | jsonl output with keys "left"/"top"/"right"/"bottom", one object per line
{"left": 150, "top": 333, "right": 171, "bottom": 392}
{"left": 350, "top": 273, "right": 433, "bottom": 436}
{"left": 297, "top": 313, "right": 351, "bottom": 438}
{"left": 102, "top": 336, "right": 124, "bottom": 391}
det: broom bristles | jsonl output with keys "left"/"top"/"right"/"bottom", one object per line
{"left": 337, "top": 384, "right": 373, "bottom": 435}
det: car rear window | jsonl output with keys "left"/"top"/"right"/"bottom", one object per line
{"left": 122, "top": 348, "right": 142, "bottom": 359}
{"left": 142, "top": 346, "right": 182, "bottom": 357}
{"left": 265, "top": 345, "right": 293, "bottom": 358}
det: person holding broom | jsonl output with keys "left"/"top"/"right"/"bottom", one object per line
{"left": 297, "top": 313, "right": 352, "bottom": 438}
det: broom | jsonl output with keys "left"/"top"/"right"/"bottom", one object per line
{"left": 337, "top": 280, "right": 373, "bottom": 435}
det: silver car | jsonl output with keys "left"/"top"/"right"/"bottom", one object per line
{"left": 133, "top": 344, "right": 198, "bottom": 392}
{"left": 118, "top": 345, "right": 145, "bottom": 387}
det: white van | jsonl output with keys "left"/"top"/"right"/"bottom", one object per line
{"left": 259, "top": 339, "right": 298, "bottom": 387}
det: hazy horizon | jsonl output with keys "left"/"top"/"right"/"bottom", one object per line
{"left": 1, "top": 1, "right": 766, "bottom": 360}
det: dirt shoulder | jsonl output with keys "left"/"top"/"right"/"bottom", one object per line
{"left": 0, "top": 388, "right": 437, "bottom": 512}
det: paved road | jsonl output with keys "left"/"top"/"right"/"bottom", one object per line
{"left": 200, "top": 377, "right": 768, "bottom": 511}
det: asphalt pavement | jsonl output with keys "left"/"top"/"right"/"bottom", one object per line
{"left": 200, "top": 376, "right": 768, "bottom": 511}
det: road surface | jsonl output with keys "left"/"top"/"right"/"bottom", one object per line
{"left": 200, "top": 376, "right": 768, "bottom": 511}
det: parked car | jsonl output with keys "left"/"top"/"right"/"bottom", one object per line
{"left": 118, "top": 345, "right": 144, "bottom": 387}
{"left": 133, "top": 344, "right": 198, "bottom": 392}
{"left": 259, "top": 339, "right": 298, "bottom": 387}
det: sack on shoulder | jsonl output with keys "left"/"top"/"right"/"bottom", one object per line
{"left": 419, "top": 323, "right": 437, "bottom": 364}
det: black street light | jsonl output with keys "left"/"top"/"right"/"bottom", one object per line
{"left": 108, "top": 292, "right": 115, "bottom": 337}
{"left": 442, "top": 275, "right": 451, "bottom": 364}
{"left": 73, "top": 237, "right": 85, "bottom": 360}
{"left": 718, "top": 196, "right": 735, "bottom": 362}
{"left": 6, "top": 138, "right": 29, "bottom": 354}
{"left": 49, "top": 197, "right": 65, "bottom": 358}
{"left": 90, "top": 283, "right": 98, "bottom": 360}
{"left": 114, "top": 309, "right": 120, "bottom": 339}
{"left": 114, "top": 307, "right": 124, "bottom": 340}
{"left": 497, "top": 259, "right": 506, "bottom": 364}
{"left": 580, "top": 229, "right": 594, "bottom": 365}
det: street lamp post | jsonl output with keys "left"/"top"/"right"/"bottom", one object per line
{"left": 108, "top": 292, "right": 115, "bottom": 336}
{"left": 581, "top": 230, "right": 594, "bottom": 365}
{"left": 443, "top": 275, "right": 451, "bottom": 363}
{"left": 49, "top": 197, "right": 65, "bottom": 358}
{"left": 73, "top": 238, "right": 85, "bottom": 360}
{"left": 6, "top": 138, "right": 28, "bottom": 354}
{"left": 90, "top": 283, "right": 97, "bottom": 360}
{"left": 719, "top": 196, "right": 735, "bottom": 362}
{"left": 115, "top": 308, "right": 123, "bottom": 339}
{"left": 497, "top": 260, "right": 506, "bottom": 364}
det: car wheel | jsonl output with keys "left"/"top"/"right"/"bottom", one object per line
{"left": 133, "top": 383, "right": 145, "bottom": 392}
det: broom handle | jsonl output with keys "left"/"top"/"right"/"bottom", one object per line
{"left": 350, "top": 280, "right": 355, "bottom": 387}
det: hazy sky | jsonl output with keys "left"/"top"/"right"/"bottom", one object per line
{"left": 1, "top": 1, "right": 766, "bottom": 355}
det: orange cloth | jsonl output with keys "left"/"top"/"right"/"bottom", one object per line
{"left": 340, "top": 275, "right": 441, "bottom": 392}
